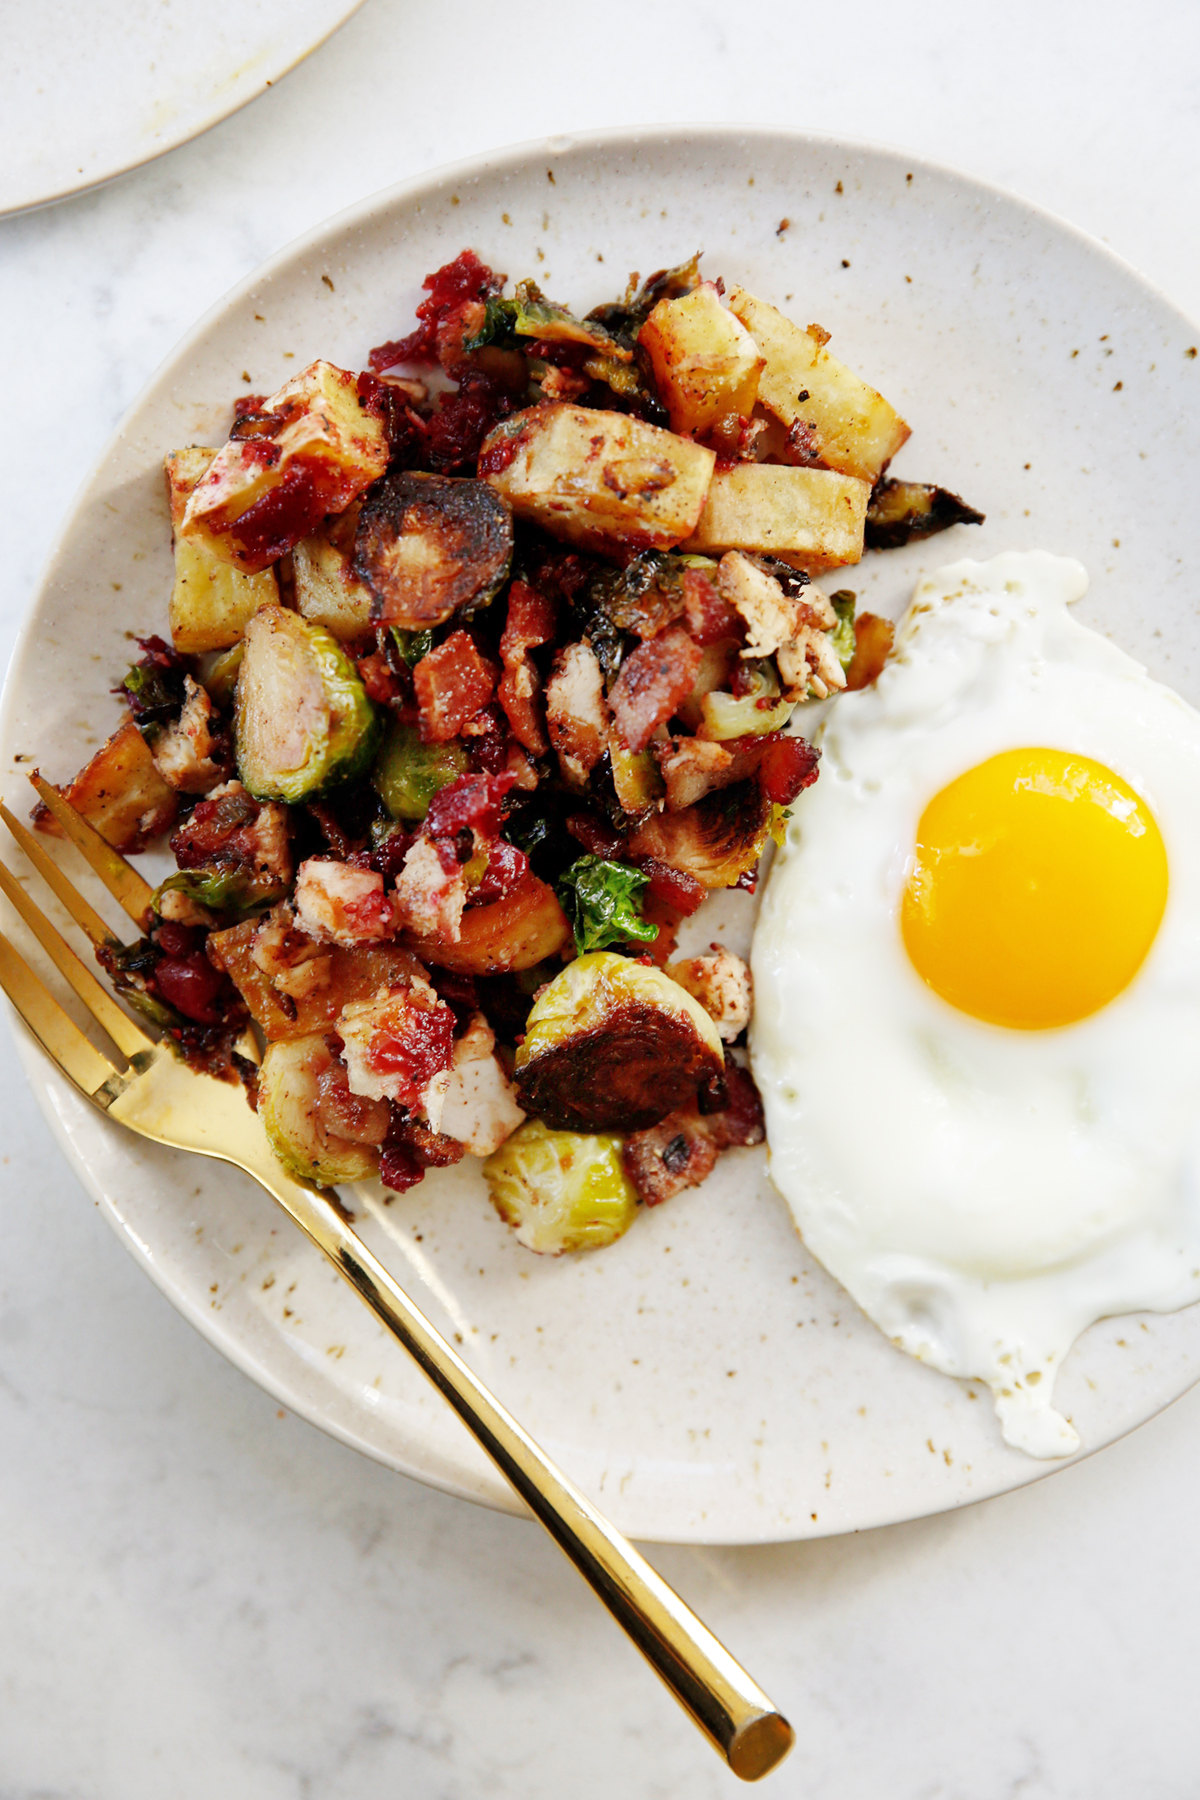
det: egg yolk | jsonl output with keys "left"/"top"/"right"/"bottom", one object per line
{"left": 901, "top": 748, "right": 1168, "bottom": 1029}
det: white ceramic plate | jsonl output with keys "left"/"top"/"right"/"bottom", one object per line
{"left": 5, "top": 126, "right": 1200, "bottom": 1545}
{"left": 0, "top": 0, "right": 365, "bottom": 217}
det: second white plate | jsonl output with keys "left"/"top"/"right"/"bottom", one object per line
{"left": 0, "top": 0, "right": 365, "bottom": 216}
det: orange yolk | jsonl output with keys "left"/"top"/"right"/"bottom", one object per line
{"left": 901, "top": 748, "right": 1168, "bottom": 1029}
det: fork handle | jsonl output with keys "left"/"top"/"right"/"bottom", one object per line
{"left": 252, "top": 1158, "right": 793, "bottom": 1781}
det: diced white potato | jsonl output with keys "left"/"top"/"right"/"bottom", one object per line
{"left": 47, "top": 717, "right": 177, "bottom": 853}
{"left": 292, "top": 515, "right": 373, "bottom": 641}
{"left": 481, "top": 404, "right": 714, "bottom": 554}
{"left": 179, "top": 361, "right": 389, "bottom": 573}
{"left": 683, "top": 463, "right": 869, "bottom": 572}
{"left": 165, "top": 448, "right": 278, "bottom": 652}
{"left": 727, "top": 287, "right": 910, "bottom": 483}
{"left": 638, "top": 283, "right": 764, "bottom": 435}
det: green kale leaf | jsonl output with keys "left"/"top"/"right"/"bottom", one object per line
{"left": 557, "top": 855, "right": 659, "bottom": 955}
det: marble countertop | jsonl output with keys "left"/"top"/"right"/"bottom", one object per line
{"left": 4, "top": 2, "right": 1200, "bottom": 1793}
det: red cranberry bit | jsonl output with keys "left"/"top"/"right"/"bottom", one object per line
{"left": 364, "top": 1002, "right": 455, "bottom": 1099}
{"left": 152, "top": 949, "right": 229, "bottom": 1024}
{"left": 424, "top": 770, "right": 515, "bottom": 844}
{"left": 369, "top": 250, "right": 502, "bottom": 372}
{"left": 470, "top": 837, "right": 529, "bottom": 906}
{"left": 379, "top": 1140, "right": 425, "bottom": 1193}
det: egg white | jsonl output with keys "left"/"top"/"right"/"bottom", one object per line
{"left": 751, "top": 551, "right": 1200, "bottom": 1456}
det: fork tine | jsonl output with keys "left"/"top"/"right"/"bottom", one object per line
{"left": 0, "top": 856, "right": 153, "bottom": 1061}
{"left": 0, "top": 929, "right": 121, "bottom": 1097}
{"left": 28, "top": 775, "right": 155, "bottom": 930}
{"left": 0, "top": 803, "right": 122, "bottom": 950}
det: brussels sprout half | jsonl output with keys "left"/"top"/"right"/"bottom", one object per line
{"left": 234, "top": 604, "right": 380, "bottom": 805}
{"left": 484, "top": 1119, "right": 638, "bottom": 1254}
{"left": 258, "top": 1035, "right": 379, "bottom": 1187}
{"left": 372, "top": 717, "right": 469, "bottom": 823}
{"left": 353, "top": 471, "right": 513, "bottom": 631}
{"left": 514, "top": 951, "right": 724, "bottom": 1133}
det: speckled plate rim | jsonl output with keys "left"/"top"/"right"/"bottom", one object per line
{"left": 0, "top": 0, "right": 367, "bottom": 218}
{"left": 6, "top": 121, "right": 1200, "bottom": 1544}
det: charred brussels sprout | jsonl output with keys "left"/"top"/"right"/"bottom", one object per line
{"left": 234, "top": 605, "right": 379, "bottom": 804}
{"left": 152, "top": 867, "right": 284, "bottom": 919}
{"left": 864, "top": 479, "right": 984, "bottom": 551}
{"left": 557, "top": 856, "right": 658, "bottom": 954}
{"left": 353, "top": 470, "right": 513, "bottom": 630}
{"left": 627, "top": 779, "right": 773, "bottom": 889}
{"left": 514, "top": 951, "right": 724, "bottom": 1133}
{"left": 372, "top": 717, "right": 469, "bottom": 822}
{"left": 258, "top": 1035, "right": 380, "bottom": 1187}
{"left": 483, "top": 1119, "right": 638, "bottom": 1254}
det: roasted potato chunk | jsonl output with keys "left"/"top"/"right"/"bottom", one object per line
{"left": 480, "top": 403, "right": 715, "bottom": 555}
{"left": 484, "top": 1119, "right": 639, "bottom": 1254}
{"left": 179, "top": 361, "right": 389, "bottom": 573}
{"left": 727, "top": 288, "right": 910, "bottom": 484}
{"left": 684, "top": 464, "right": 869, "bottom": 572}
{"left": 208, "top": 918, "right": 423, "bottom": 1041}
{"left": 638, "top": 282, "right": 764, "bottom": 436}
{"left": 165, "top": 448, "right": 278, "bottom": 653}
{"left": 353, "top": 471, "right": 514, "bottom": 629}
{"left": 39, "top": 717, "right": 178, "bottom": 853}
{"left": 293, "top": 512, "right": 373, "bottom": 642}
{"left": 404, "top": 874, "right": 572, "bottom": 975}
{"left": 513, "top": 951, "right": 724, "bottom": 1132}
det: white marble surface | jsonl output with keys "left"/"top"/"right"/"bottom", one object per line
{"left": 4, "top": 1, "right": 1200, "bottom": 1792}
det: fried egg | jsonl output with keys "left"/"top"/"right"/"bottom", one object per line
{"left": 751, "top": 550, "right": 1200, "bottom": 1456}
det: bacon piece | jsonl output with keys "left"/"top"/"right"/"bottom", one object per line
{"left": 565, "top": 811, "right": 625, "bottom": 859}
{"left": 756, "top": 735, "right": 820, "bottom": 804}
{"left": 413, "top": 632, "right": 500, "bottom": 742}
{"left": 356, "top": 650, "right": 405, "bottom": 707}
{"left": 623, "top": 1060, "right": 765, "bottom": 1205}
{"left": 681, "top": 566, "right": 742, "bottom": 646}
{"left": 497, "top": 579, "right": 556, "bottom": 755}
{"left": 609, "top": 625, "right": 702, "bottom": 753}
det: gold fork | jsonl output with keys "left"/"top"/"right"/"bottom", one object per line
{"left": 0, "top": 781, "right": 794, "bottom": 1783}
